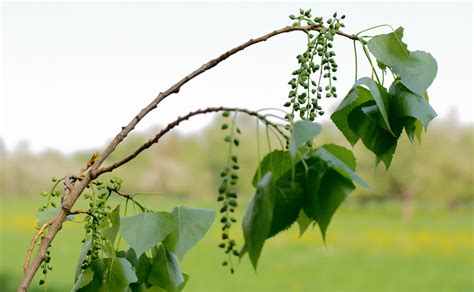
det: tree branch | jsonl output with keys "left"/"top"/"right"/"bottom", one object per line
{"left": 19, "top": 24, "right": 356, "bottom": 291}
{"left": 22, "top": 221, "right": 52, "bottom": 274}
{"left": 19, "top": 178, "right": 91, "bottom": 291}
{"left": 68, "top": 210, "right": 93, "bottom": 216}
{"left": 88, "top": 24, "right": 356, "bottom": 179}
{"left": 97, "top": 107, "right": 285, "bottom": 175}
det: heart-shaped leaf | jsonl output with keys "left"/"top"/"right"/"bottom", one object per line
{"left": 164, "top": 206, "right": 215, "bottom": 261}
{"left": 313, "top": 170, "right": 355, "bottom": 240}
{"left": 392, "top": 51, "right": 438, "bottom": 96}
{"left": 331, "top": 86, "right": 373, "bottom": 145}
{"left": 242, "top": 172, "right": 274, "bottom": 269}
{"left": 75, "top": 258, "right": 138, "bottom": 292}
{"left": 289, "top": 120, "right": 321, "bottom": 159}
{"left": 252, "top": 150, "right": 292, "bottom": 187}
{"left": 99, "top": 205, "right": 120, "bottom": 244}
{"left": 367, "top": 28, "right": 437, "bottom": 96}
{"left": 355, "top": 77, "right": 394, "bottom": 135}
{"left": 296, "top": 209, "right": 313, "bottom": 237}
{"left": 74, "top": 238, "right": 92, "bottom": 282}
{"left": 147, "top": 245, "right": 185, "bottom": 292}
{"left": 389, "top": 81, "right": 437, "bottom": 128}
{"left": 267, "top": 173, "right": 305, "bottom": 238}
{"left": 120, "top": 211, "right": 175, "bottom": 256}
{"left": 367, "top": 27, "right": 410, "bottom": 67}
{"left": 314, "top": 144, "right": 368, "bottom": 188}
{"left": 72, "top": 268, "right": 94, "bottom": 291}
{"left": 348, "top": 102, "right": 401, "bottom": 168}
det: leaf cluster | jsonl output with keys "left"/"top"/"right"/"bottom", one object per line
{"left": 70, "top": 201, "right": 215, "bottom": 291}
{"left": 332, "top": 28, "right": 437, "bottom": 167}
{"left": 242, "top": 121, "right": 367, "bottom": 268}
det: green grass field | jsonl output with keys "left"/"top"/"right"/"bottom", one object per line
{"left": 1, "top": 197, "right": 473, "bottom": 292}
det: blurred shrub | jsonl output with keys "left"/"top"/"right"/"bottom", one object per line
{"left": 1, "top": 116, "right": 472, "bottom": 210}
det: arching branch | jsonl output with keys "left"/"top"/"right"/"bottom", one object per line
{"left": 97, "top": 106, "right": 286, "bottom": 175}
{"left": 88, "top": 24, "right": 356, "bottom": 178}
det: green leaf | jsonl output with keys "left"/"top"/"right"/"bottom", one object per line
{"left": 127, "top": 284, "right": 149, "bottom": 292}
{"left": 314, "top": 144, "right": 368, "bottom": 188}
{"left": 355, "top": 77, "right": 393, "bottom": 135}
{"left": 147, "top": 245, "right": 185, "bottom": 292}
{"left": 318, "top": 144, "right": 355, "bottom": 170}
{"left": 314, "top": 170, "right": 355, "bottom": 240}
{"left": 132, "top": 253, "right": 152, "bottom": 285}
{"left": 252, "top": 150, "right": 292, "bottom": 187}
{"left": 301, "top": 159, "right": 327, "bottom": 222}
{"left": 102, "top": 258, "right": 138, "bottom": 292}
{"left": 125, "top": 247, "right": 138, "bottom": 268}
{"left": 348, "top": 102, "right": 400, "bottom": 168}
{"left": 238, "top": 243, "right": 248, "bottom": 261}
{"left": 392, "top": 51, "right": 438, "bottom": 96}
{"left": 367, "top": 27, "right": 410, "bottom": 66}
{"left": 72, "top": 268, "right": 94, "bottom": 291}
{"left": 296, "top": 209, "right": 313, "bottom": 237}
{"left": 403, "top": 117, "right": 424, "bottom": 144}
{"left": 402, "top": 117, "right": 418, "bottom": 143}
{"left": 99, "top": 205, "right": 120, "bottom": 244}
{"left": 331, "top": 86, "right": 373, "bottom": 145}
{"left": 267, "top": 172, "right": 305, "bottom": 238}
{"left": 164, "top": 206, "right": 215, "bottom": 261}
{"left": 288, "top": 120, "right": 321, "bottom": 159}
{"left": 74, "top": 238, "right": 92, "bottom": 282}
{"left": 102, "top": 238, "right": 115, "bottom": 259}
{"left": 36, "top": 208, "right": 74, "bottom": 226}
{"left": 302, "top": 164, "right": 355, "bottom": 240}
{"left": 242, "top": 172, "right": 274, "bottom": 269}
{"left": 250, "top": 155, "right": 317, "bottom": 239}
{"left": 178, "top": 274, "right": 190, "bottom": 291}
{"left": 299, "top": 156, "right": 356, "bottom": 239}
{"left": 414, "top": 92, "right": 431, "bottom": 142}
{"left": 78, "top": 258, "right": 138, "bottom": 292}
{"left": 120, "top": 212, "right": 175, "bottom": 256}
{"left": 361, "top": 104, "right": 391, "bottom": 132}
{"left": 368, "top": 27, "right": 437, "bottom": 96}
{"left": 389, "top": 81, "right": 437, "bottom": 128}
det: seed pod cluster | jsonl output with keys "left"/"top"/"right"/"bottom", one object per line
{"left": 38, "top": 176, "right": 64, "bottom": 211}
{"left": 285, "top": 10, "right": 345, "bottom": 124}
{"left": 38, "top": 247, "right": 52, "bottom": 286}
{"left": 80, "top": 179, "right": 114, "bottom": 270}
{"left": 36, "top": 176, "right": 65, "bottom": 286}
{"left": 218, "top": 111, "right": 241, "bottom": 273}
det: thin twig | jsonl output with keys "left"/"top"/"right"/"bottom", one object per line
{"left": 97, "top": 107, "right": 283, "bottom": 175}
{"left": 23, "top": 221, "right": 52, "bottom": 274}
{"left": 19, "top": 24, "right": 357, "bottom": 291}
{"left": 114, "top": 190, "right": 133, "bottom": 199}
{"left": 68, "top": 210, "right": 93, "bottom": 216}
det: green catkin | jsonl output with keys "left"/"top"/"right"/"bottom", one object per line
{"left": 217, "top": 111, "right": 241, "bottom": 273}
{"left": 284, "top": 11, "right": 345, "bottom": 126}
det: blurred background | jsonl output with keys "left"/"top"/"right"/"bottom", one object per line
{"left": 1, "top": 1, "right": 473, "bottom": 291}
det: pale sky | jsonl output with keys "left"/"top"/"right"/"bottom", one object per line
{"left": 1, "top": 1, "right": 472, "bottom": 153}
